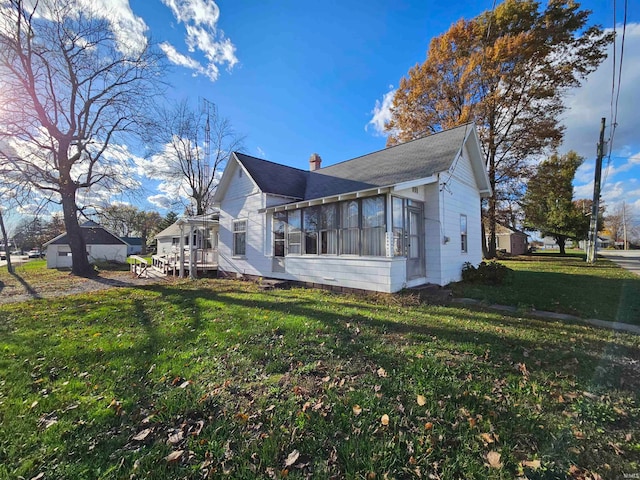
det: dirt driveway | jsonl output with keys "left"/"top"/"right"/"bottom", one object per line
{"left": 0, "top": 268, "right": 171, "bottom": 305}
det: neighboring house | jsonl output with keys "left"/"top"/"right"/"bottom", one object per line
{"left": 212, "top": 124, "right": 492, "bottom": 293}
{"left": 154, "top": 214, "right": 219, "bottom": 256}
{"left": 43, "top": 221, "right": 127, "bottom": 268}
{"left": 121, "top": 237, "right": 143, "bottom": 256}
{"left": 543, "top": 236, "right": 577, "bottom": 250}
{"left": 486, "top": 223, "right": 529, "bottom": 255}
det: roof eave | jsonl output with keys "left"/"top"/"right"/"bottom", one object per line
{"left": 261, "top": 186, "right": 393, "bottom": 213}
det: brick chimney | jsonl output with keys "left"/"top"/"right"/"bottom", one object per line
{"left": 309, "top": 153, "right": 322, "bottom": 171}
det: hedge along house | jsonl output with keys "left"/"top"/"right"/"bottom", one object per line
{"left": 43, "top": 221, "right": 127, "bottom": 269}
{"left": 212, "top": 124, "right": 491, "bottom": 293}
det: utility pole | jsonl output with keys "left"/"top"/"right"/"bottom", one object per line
{"left": 586, "top": 117, "right": 606, "bottom": 264}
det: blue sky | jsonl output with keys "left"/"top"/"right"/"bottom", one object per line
{"left": 8, "top": 0, "right": 640, "bottom": 229}
{"left": 129, "top": 0, "right": 639, "bottom": 223}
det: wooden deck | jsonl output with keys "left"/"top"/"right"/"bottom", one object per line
{"left": 152, "top": 250, "right": 218, "bottom": 276}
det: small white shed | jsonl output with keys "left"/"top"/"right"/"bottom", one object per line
{"left": 44, "top": 221, "right": 128, "bottom": 268}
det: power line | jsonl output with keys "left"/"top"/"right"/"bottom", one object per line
{"left": 603, "top": 0, "right": 628, "bottom": 190}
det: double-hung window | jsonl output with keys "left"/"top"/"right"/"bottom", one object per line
{"left": 273, "top": 212, "right": 286, "bottom": 257}
{"left": 233, "top": 220, "right": 247, "bottom": 256}
{"left": 460, "top": 214, "right": 468, "bottom": 253}
{"left": 287, "top": 210, "right": 301, "bottom": 254}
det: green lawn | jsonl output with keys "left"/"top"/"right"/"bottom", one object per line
{"left": 0, "top": 280, "right": 638, "bottom": 479}
{"left": 451, "top": 252, "right": 640, "bottom": 325}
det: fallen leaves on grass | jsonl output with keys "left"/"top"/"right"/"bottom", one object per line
{"left": 416, "top": 394, "right": 426, "bottom": 406}
{"left": 284, "top": 449, "right": 300, "bottom": 467}
{"left": 521, "top": 459, "right": 541, "bottom": 469}
{"left": 132, "top": 428, "right": 152, "bottom": 441}
{"left": 480, "top": 432, "right": 495, "bottom": 444}
{"left": 381, "top": 414, "right": 390, "bottom": 426}
{"left": 376, "top": 367, "right": 387, "bottom": 378}
{"left": 352, "top": 404, "right": 362, "bottom": 416}
{"left": 486, "top": 451, "right": 502, "bottom": 469}
{"left": 164, "top": 450, "right": 184, "bottom": 463}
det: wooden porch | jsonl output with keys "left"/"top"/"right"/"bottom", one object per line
{"left": 151, "top": 249, "right": 218, "bottom": 276}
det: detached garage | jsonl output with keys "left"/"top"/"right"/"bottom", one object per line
{"left": 44, "top": 221, "right": 128, "bottom": 269}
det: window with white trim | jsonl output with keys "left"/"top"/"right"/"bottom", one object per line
{"left": 233, "top": 220, "right": 247, "bottom": 256}
{"left": 460, "top": 214, "right": 468, "bottom": 253}
{"left": 287, "top": 210, "right": 301, "bottom": 255}
{"left": 273, "top": 212, "right": 286, "bottom": 257}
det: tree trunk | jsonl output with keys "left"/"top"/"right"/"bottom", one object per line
{"left": 0, "top": 210, "right": 13, "bottom": 274}
{"left": 486, "top": 127, "right": 497, "bottom": 259}
{"left": 60, "top": 183, "right": 93, "bottom": 276}
{"left": 557, "top": 236, "right": 566, "bottom": 255}
{"left": 141, "top": 233, "right": 148, "bottom": 255}
{"left": 487, "top": 195, "right": 497, "bottom": 259}
{"left": 480, "top": 202, "right": 488, "bottom": 258}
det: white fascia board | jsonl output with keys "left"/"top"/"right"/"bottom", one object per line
{"left": 261, "top": 186, "right": 391, "bottom": 213}
{"left": 392, "top": 175, "right": 438, "bottom": 192}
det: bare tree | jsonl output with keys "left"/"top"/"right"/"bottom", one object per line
{"left": 150, "top": 99, "right": 243, "bottom": 216}
{"left": 0, "top": 0, "right": 163, "bottom": 276}
{"left": 605, "top": 203, "right": 637, "bottom": 248}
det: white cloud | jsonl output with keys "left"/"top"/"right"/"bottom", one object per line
{"left": 13, "top": 0, "right": 150, "bottom": 56}
{"left": 366, "top": 87, "right": 396, "bottom": 136}
{"left": 161, "top": 0, "right": 237, "bottom": 82}
{"left": 564, "top": 23, "right": 640, "bottom": 225}
{"left": 160, "top": 42, "right": 219, "bottom": 81}
{"left": 82, "top": 0, "right": 149, "bottom": 55}
{"left": 562, "top": 23, "right": 640, "bottom": 158}
{"left": 147, "top": 193, "right": 174, "bottom": 210}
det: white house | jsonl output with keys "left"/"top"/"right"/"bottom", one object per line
{"left": 211, "top": 124, "right": 491, "bottom": 293}
{"left": 153, "top": 214, "right": 219, "bottom": 276}
{"left": 121, "top": 237, "right": 143, "bottom": 256}
{"left": 155, "top": 214, "right": 218, "bottom": 256}
{"left": 43, "top": 221, "right": 128, "bottom": 268}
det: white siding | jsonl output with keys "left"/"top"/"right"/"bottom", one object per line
{"left": 156, "top": 237, "right": 175, "bottom": 255}
{"left": 89, "top": 244, "right": 128, "bottom": 263}
{"left": 46, "top": 245, "right": 72, "bottom": 268}
{"left": 218, "top": 161, "right": 271, "bottom": 277}
{"left": 268, "top": 256, "right": 406, "bottom": 293}
{"left": 435, "top": 150, "right": 483, "bottom": 285}
{"left": 45, "top": 243, "right": 127, "bottom": 268}
{"left": 216, "top": 145, "right": 485, "bottom": 290}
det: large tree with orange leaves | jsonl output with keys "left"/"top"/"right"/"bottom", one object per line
{"left": 386, "top": 0, "right": 610, "bottom": 258}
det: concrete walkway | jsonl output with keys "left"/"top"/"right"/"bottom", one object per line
{"left": 452, "top": 297, "right": 640, "bottom": 336}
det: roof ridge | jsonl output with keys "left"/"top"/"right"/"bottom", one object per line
{"left": 234, "top": 151, "right": 310, "bottom": 174}
{"left": 317, "top": 122, "right": 473, "bottom": 171}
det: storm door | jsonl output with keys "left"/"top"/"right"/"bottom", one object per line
{"left": 406, "top": 204, "right": 425, "bottom": 279}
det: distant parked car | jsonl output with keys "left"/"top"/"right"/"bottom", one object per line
{"left": 0, "top": 251, "right": 6, "bottom": 260}
{"left": 27, "top": 249, "right": 42, "bottom": 258}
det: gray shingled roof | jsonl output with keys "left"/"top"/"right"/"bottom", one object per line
{"left": 235, "top": 153, "right": 308, "bottom": 199}
{"left": 48, "top": 225, "right": 126, "bottom": 246}
{"left": 236, "top": 124, "right": 471, "bottom": 201}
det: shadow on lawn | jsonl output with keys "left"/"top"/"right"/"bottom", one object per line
{"left": 454, "top": 269, "right": 640, "bottom": 324}
{"left": 9, "top": 271, "right": 41, "bottom": 299}
{"left": 141, "top": 282, "right": 640, "bottom": 391}
{"left": 8, "top": 280, "right": 640, "bottom": 479}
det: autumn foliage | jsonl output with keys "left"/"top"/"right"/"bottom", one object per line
{"left": 386, "top": 0, "right": 611, "bottom": 257}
